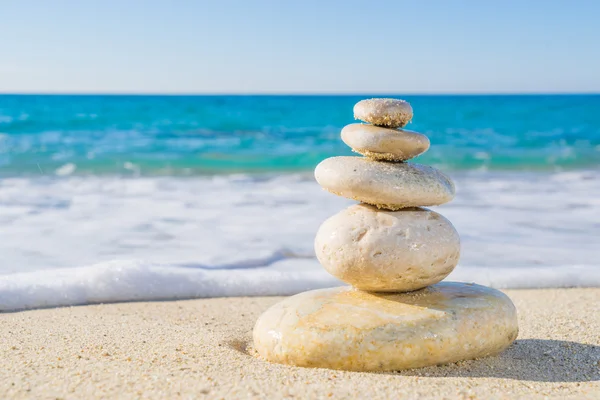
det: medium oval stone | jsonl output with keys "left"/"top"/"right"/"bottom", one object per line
{"left": 314, "top": 156, "right": 455, "bottom": 210}
{"left": 341, "top": 123, "right": 430, "bottom": 161}
{"left": 315, "top": 204, "right": 460, "bottom": 292}
{"left": 253, "top": 283, "right": 519, "bottom": 371}
{"left": 353, "top": 98, "right": 413, "bottom": 128}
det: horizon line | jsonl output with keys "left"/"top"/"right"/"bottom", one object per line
{"left": 1, "top": 92, "right": 599, "bottom": 96}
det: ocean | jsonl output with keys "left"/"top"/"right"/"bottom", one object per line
{"left": 1, "top": 95, "right": 599, "bottom": 311}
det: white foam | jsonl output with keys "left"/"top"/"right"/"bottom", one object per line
{"left": 0, "top": 170, "right": 599, "bottom": 311}
{"left": 1, "top": 260, "right": 599, "bottom": 312}
{"left": 0, "top": 259, "right": 341, "bottom": 312}
{"left": 54, "top": 163, "right": 77, "bottom": 176}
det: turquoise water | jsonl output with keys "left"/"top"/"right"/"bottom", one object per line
{"left": 1, "top": 95, "right": 600, "bottom": 309}
{"left": 0, "top": 95, "right": 599, "bottom": 175}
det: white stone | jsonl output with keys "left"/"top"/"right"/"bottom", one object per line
{"left": 314, "top": 156, "right": 455, "bottom": 210}
{"left": 341, "top": 123, "right": 430, "bottom": 161}
{"left": 353, "top": 98, "right": 413, "bottom": 128}
{"left": 315, "top": 204, "right": 460, "bottom": 292}
{"left": 253, "top": 283, "right": 519, "bottom": 371}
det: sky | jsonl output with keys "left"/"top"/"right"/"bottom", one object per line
{"left": 1, "top": 0, "right": 599, "bottom": 94}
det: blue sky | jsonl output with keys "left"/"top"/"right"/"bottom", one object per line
{"left": 1, "top": 0, "right": 599, "bottom": 94}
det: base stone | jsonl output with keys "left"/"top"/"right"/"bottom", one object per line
{"left": 253, "top": 283, "right": 518, "bottom": 371}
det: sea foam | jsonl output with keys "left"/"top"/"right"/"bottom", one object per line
{"left": 0, "top": 171, "right": 599, "bottom": 311}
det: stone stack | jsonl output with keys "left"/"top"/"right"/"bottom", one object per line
{"left": 253, "top": 99, "right": 518, "bottom": 372}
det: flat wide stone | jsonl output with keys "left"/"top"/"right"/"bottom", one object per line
{"left": 253, "top": 283, "right": 518, "bottom": 371}
{"left": 353, "top": 98, "right": 413, "bottom": 128}
{"left": 315, "top": 204, "right": 460, "bottom": 292}
{"left": 314, "top": 156, "right": 455, "bottom": 209}
{"left": 341, "top": 123, "right": 430, "bottom": 161}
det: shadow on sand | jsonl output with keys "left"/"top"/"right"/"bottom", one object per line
{"left": 235, "top": 338, "right": 599, "bottom": 383}
{"left": 397, "top": 339, "right": 600, "bottom": 382}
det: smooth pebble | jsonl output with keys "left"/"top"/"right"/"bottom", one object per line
{"left": 353, "top": 98, "right": 413, "bottom": 128}
{"left": 314, "top": 156, "right": 455, "bottom": 210}
{"left": 253, "top": 283, "right": 519, "bottom": 371}
{"left": 341, "top": 123, "right": 429, "bottom": 161}
{"left": 315, "top": 204, "right": 460, "bottom": 292}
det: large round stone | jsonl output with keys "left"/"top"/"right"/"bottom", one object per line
{"left": 314, "top": 156, "right": 455, "bottom": 210}
{"left": 253, "top": 283, "right": 518, "bottom": 371}
{"left": 315, "top": 204, "right": 460, "bottom": 292}
{"left": 353, "top": 98, "right": 413, "bottom": 128}
{"left": 341, "top": 123, "right": 430, "bottom": 162}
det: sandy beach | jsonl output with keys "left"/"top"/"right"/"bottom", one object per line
{"left": 1, "top": 288, "right": 598, "bottom": 399}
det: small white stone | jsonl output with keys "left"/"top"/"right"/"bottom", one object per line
{"left": 253, "top": 283, "right": 519, "bottom": 371}
{"left": 314, "top": 156, "right": 455, "bottom": 210}
{"left": 341, "top": 123, "right": 430, "bottom": 161}
{"left": 315, "top": 204, "right": 460, "bottom": 292}
{"left": 353, "top": 98, "right": 413, "bottom": 128}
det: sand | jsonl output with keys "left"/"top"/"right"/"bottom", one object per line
{"left": 1, "top": 288, "right": 598, "bottom": 399}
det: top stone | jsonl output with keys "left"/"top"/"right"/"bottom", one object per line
{"left": 354, "top": 98, "right": 413, "bottom": 128}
